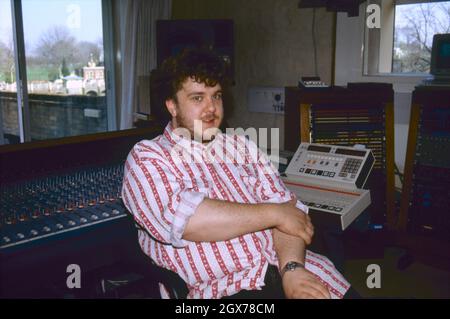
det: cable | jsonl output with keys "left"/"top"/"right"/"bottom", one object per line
{"left": 394, "top": 163, "right": 404, "bottom": 186}
{"left": 312, "top": 8, "right": 318, "bottom": 77}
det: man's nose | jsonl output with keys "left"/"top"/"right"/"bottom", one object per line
{"left": 206, "top": 96, "right": 217, "bottom": 112}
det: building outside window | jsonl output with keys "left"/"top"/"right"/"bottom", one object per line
{"left": 0, "top": 0, "right": 115, "bottom": 144}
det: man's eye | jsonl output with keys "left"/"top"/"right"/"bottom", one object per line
{"left": 214, "top": 94, "right": 222, "bottom": 100}
{"left": 192, "top": 96, "right": 203, "bottom": 102}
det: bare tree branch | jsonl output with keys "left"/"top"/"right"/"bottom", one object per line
{"left": 394, "top": 2, "right": 450, "bottom": 73}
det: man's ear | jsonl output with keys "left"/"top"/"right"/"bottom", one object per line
{"left": 165, "top": 99, "right": 177, "bottom": 117}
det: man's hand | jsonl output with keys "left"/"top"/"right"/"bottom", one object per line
{"left": 282, "top": 267, "right": 331, "bottom": 299}
{"left": 275, "top": 199, "right": 314, "bottom": 245}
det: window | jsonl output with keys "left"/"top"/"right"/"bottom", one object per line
{"left": 0, "top": 0, "right": 116, "bottom": 144}
{"left": 394, "top": 1, "right": 450, "bottom": 73}
{"left": 364, "top": 0, "right": 450, "bottom": 75}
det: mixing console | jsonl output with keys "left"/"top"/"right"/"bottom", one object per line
{"left": 0, "top": 126, "right": 163, "bottom": 298}
{"left": 0, "top": 163, "right": 126, "bottom": 249}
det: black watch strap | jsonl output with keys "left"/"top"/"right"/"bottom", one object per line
{"left": 280, "top": 261, "right": 305, "bottom": 278}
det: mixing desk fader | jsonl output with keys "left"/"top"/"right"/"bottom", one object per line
{"left": 0, "top": 163, "right": 126, "bottom": 250}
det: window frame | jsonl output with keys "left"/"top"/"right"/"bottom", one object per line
{"left": 334, "top": 3, "right": 429, "bottom": 93}
{"left": 3, "top": 0, "right": 117, "bottom": 143}
{"left": 102, "top": 0, "right": 117, "bottom": 132}
{"left": 11, "top": 0, "right": 30, "bottom": 142}
{"left": 334, "top": 0, "right": 448, "bottom": 92}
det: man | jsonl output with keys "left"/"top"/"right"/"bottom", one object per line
{"left": 122, "top": 48, "right": 350, "bottom": 299}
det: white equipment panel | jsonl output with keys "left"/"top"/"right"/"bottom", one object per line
{"left": 285, "top": 143, "right": 375, "bottom": 191}
{"left": 283, "top": 143, "right": 375, "bottom": 230}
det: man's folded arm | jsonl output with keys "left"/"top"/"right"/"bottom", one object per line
{"left": 182, "top": 198, "right": 279, "bottom": 242}
{"left": 122, "top": 150, "right": 312, "bottom": 247}
{"left": 122, "top": 153, "right": 283, "bottom": 247}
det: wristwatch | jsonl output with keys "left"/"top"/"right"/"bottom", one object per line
{"left": 280, "top": 261, "right": 305, "bottom": 278}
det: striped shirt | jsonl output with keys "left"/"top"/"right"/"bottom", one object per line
{"left": 121, "top": 123, "right": 350, "bottom": 299}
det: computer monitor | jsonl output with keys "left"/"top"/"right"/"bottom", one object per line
{"left": 430, "top": 33, "right": 450, "bottom": 79}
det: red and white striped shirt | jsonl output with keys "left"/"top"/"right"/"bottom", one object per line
{"left": 122, "top": 123, "right": 350, "bottom": 299}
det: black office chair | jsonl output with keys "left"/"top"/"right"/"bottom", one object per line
{"left": 124, "top": 209, "right": 189, "bottom": 299}
{"left": 149, "top": 259, "right": 189, "bottom": 299}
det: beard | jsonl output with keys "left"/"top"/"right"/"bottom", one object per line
{"left": 175, "top": 112, "right": 222, "bottom": 143}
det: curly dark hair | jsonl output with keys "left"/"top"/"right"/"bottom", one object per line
{"left": 150, "top": 47, "right": 231, "bottom": 123}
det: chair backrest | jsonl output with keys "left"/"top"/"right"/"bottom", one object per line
{"left": 149, "top": 260, "right": 188, "bottom": 299}
{"left": 124, "top": 209, "right": 188, "bottom": 299}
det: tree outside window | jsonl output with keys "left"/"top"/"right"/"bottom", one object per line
{"left": 393, "top": 2, "right": 450, "bottom": 73}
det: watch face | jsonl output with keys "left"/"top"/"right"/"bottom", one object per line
{"left": 281, "top": 261, "right": 304, "bottom": 277}
{"left": 287, "top": 263, "right": 296, "bottom": 270}
{"left": 286, "top": 262, "right": 303, "bottom": 271}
